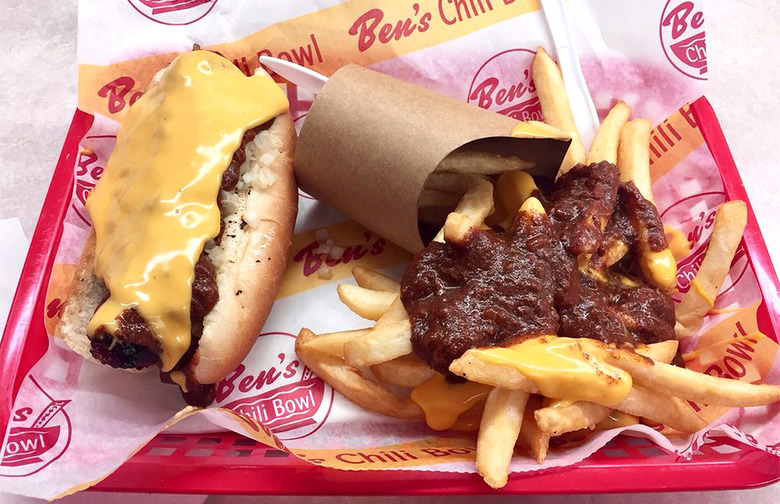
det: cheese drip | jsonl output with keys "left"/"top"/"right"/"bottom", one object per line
{"left": 663, "top": 225, "right": 691, "bottom": 260}
{"left": 86, "top": 51, "right": 289, "bottom": 372}
{"left": 469, "top": 336, "right": 633, "bottom": 406}
{"left": 411, "top": 373, "right": 491, "bottom": 431}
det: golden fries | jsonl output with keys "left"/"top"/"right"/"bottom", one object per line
{"left": 424, "top": 173, "right": 472, "bottom": 195}
{"left": 433, "top": 176, "right": 494, "bottom": 243}
{"left": 294, "top": 44, "right": 771, "bottom": 490}
{"left": 351, "top": 266, "right": 400, "bottom": 293}
{"left": 612, "top": 385, "right": 704, "bottom": 433}
{"left": 436, "top": 151, "right": 535, "bottom": 175}
{"left": 587, "top": 101, "right": 631, "bottom": 164}
{"left": 344, "top": 319, "right": 413, "bottom": 367}
{"left": 534, "top": 401, "right": 610, "bottom": 436}
{"left": 442, "top": 212, "right": 477, "bottom": 244}
{"left": 676, "top": 201, "right": 748, "bottom": 338}
{"left": 296, "top": 329, "right": 423, "bottom": 420}
{"left": 518, "top": 395, "right": 550, "bottom": 463}
{"left": 373, "top": 297, "right": 409, "bottom": 328}
{"left": 532, "top": 341, "right": 680, "bottom": 436}
{"left": 302, "top": 328, "right": 369, "bottom": 358}
{"left": 336, "top": 284, "right": 397, "bottom": 320}
{"left": 371, "top": 354, "right": 434, "bottom": 388}
{"left": 488, "top": 170, "right": 539, "bottom": 230}
{"left": 605, "top": 347, "right": 780, "bottom": 407}
{"left": 476, "top": 388, "right": 529, "bottom": 488}
{"left": 617, "top": 118, "right": 654, "bottom": 202}
{"left": 449, "top": 350, "right": 539, "bottom": 393}
{"left": 418, "top": 188, "right": 464, "bottom": 209}
{"left": 636, "top": 340, "right": 679, "bottom": 363}
{"left": 532, "top": 46, "right": 586, "bottom": 174}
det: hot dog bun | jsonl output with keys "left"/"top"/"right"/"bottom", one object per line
{"left": 191, "top": 111, "right": 297, "bottom": 384}
{"left": 57, "top": 61, "right": 297, "bottom": 394}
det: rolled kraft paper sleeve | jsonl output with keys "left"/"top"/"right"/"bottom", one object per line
{"left": 294, "top": 64, "right": 570, "bottom": 253}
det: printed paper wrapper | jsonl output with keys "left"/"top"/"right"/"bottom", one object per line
{"left": 2, "top": 0, "right": 779, "bottom": 499}
{"left": 295, "top": 63, "right": 569, "bottom": 252}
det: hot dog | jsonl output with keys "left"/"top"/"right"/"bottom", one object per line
{"left": 58, "top": 50, "right": 297, "bottom": 406}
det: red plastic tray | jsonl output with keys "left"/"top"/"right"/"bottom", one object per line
{"left": 1, "top": 97, "right": 779, "bottom": 494}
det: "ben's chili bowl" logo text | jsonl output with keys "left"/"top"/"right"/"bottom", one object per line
{"left": 71, "top": 136, "right": 116, "bottom": 227}
{"left": 217, "top": 332, "right": 333, "bottom": 441}
{"left": 660, "top": 192, "right": 748, "bottom": 302}
{"left": 0, "top": 377, "right": 71, "bottom": 477}
{"left": 660, "top": 0, "right": 707, "bottom": 80}
{"left": 294, "top": 231, "right": 386, "bottom": 278}
{"left": 467, "top": 49, "right": 542, "bottom": 121}
{"left": 127, "top": 0, "right": 218, "bottom": 26}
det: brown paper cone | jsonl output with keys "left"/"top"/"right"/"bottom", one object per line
{"left": 295, "top": 64, "right": 569, "bottom": 253}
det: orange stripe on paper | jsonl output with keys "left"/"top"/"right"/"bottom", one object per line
{"left": 278, "top": 220, "right": 411, "bottom": 299}
{"left": 291, "top": 436, "right": 478, "bottom": 469}
{"left": 79, "top": 0, "right": 541, "bottom": 120}
{"left": 649, "top": 103, "right": 704, "bottom": 183}
{"left": 681, "top": 303, "right": 778, "bottom": 422}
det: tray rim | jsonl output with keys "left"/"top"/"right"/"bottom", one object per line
{"left": 1, "top": 98, "right": 779, "bottom": 495}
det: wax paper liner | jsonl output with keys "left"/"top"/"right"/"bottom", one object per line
{"left": 3, "top": 0, "right": 779, "bottom": 500}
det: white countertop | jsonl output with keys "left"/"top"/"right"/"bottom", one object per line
{"left": 0, "top": 0, "right": 778, "bottom": 502}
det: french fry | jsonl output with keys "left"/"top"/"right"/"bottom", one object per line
{"left": 294, "top": 45, "right": 778, "bottom": 487}
{"left": 617, "top": 118, "right": 653, "bottom": 202}
{"left": 344, "top": 319, "right": 413, "bottom": 366}
{"left": 606, "top": 346, "right": 780, "bottom": 407}
{"left": 419, "top": 188, "right": 463, "bottom": 209}
{"left": 433, "top": 176, "right": 494, "bottom": 243}
{"left": 302, "top": 328, "right": 370, "bottom": 358}
{"left": 675, "top": 200, "right": 747, "bottom": 338}
{"left": 519, "top": 196, "right": 546, "bottom": 216}
{"left": 476, "top": 388, "right": 529, "bottom": 489}
{"left": 371, "top": 354, "right": 434, "bottom": 388}
{"left": 336, "top": 284, "right": 397, "bottom": 320}
{"left": 535, "top": 400, "right": 610, "bottom": 436}
{"left": 449, "top": 350, "right": 539, "bottom": 393}
{"left": 635, "top": 339, "right": 679, "bottom": 363}
{"left": 296, "top": 329, "right": 423, "bottom": 420}
{"left": 532, "top": 46, "right": 586, "bottom": 175}
{"left": 442, "top": 212, "right": 477, "bottom": 244}
{"left": 435, "top": 151, "right": 534, "bottom": 175}
{"left": 613, "top": 384, "right": 705, "bottom": 433}
{"left": 532, "top": 340, "right": 680, "bottom": 436}
{"left": 518, "top": 395, "right": 550, "bottom": 463}
{"left": 587, "top": 101, "right": 631, "bottom": 164}
{"left": 487, "top": 170, "right": 539, "bottom": 230}
{"left": 373, "top": 297, "right": 409, "bottom": 328}
{"left": 351, "top": 266, "right": 400, "bottom": 294}
{"left": 598, "top": 240, "right": 629, "bottom": 269}
{"left": 424, "top": 173, "right": 472, "bottom": 195}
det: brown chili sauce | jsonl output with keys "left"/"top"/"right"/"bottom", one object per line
{"left": 401, "top": 161, "right": 674, "bottom": 379}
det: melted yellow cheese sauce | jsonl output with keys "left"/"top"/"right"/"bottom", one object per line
{"left": 689, "top": 277, "right": 715, "bottom": 309}
{"left": 411, "top": 373, "right": 491, "bottom": 431}
{"left": 86, "top": 51, "right": 288, "bottom": 371}
{"left": 511, "top": 121, "right": 569, "bottom": 139}
{"left": 641, "top": 248, "right": 677, "bottom": 291}
{"left": 664, "top": 225, "right": 691, "bottom": 260}
{"left": 469, "top": 336, "right": 632, "bottom": 406}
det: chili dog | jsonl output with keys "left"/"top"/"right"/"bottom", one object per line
{"left": 58, "top": 50, "right": 297, "bottom": 406}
